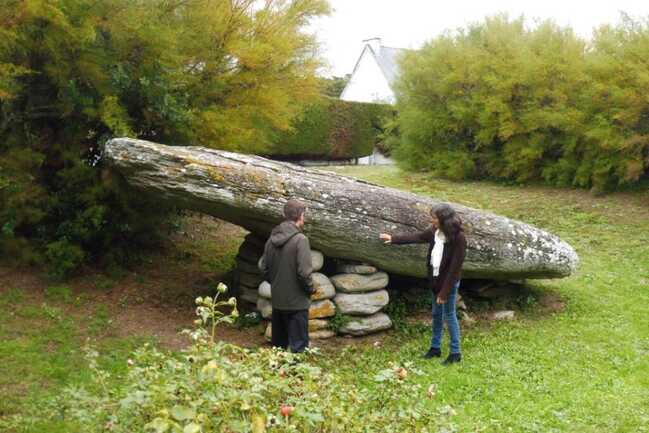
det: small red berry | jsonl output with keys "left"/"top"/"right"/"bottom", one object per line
{"left": 280, "top": 404, "right": 294, "bottom": 417}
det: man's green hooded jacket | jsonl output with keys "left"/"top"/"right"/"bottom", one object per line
{"left": 260, "top": 221, "right": 314, "bottom": 311}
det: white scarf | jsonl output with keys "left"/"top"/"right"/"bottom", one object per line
{"left": 430, "top": 229, "right": 446, "bottom": 277}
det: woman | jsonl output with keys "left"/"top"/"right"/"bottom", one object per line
{"left": 380, "top": 203, "right": 467, "bottom": 365}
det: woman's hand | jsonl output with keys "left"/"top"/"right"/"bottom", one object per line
{"left": 436, "top": 296, "right": 446, "bottom": 305}
{"left": 379, "top": 233, "right": 392, "bottom": 244}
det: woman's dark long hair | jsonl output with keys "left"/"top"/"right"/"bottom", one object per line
{"left": 431, "top": 203, "right": 463, "bottom": 242}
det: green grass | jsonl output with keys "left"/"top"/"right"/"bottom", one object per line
{"left": 323, "top": 166, "right": 649, "bottom": 432}
{"left": 1, "top": 167, "right": 647, "bottom": 432}
{"left": 0, "top": 287, "right": 153, "bottom": 430}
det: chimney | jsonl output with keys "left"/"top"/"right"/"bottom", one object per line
{"left": 363, "top": 37, "right": 381, "bottom": 54}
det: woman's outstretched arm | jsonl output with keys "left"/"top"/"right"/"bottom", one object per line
{"left": 379, "top": 227, "right": 435, "bottom": 245}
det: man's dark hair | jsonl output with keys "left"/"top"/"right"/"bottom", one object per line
{"left": 284, "top": 199, "right": 306, "bottom": 222}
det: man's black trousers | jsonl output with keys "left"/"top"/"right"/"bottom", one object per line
{"left": 271, "top": 309, "right": 309, "bottom": 353}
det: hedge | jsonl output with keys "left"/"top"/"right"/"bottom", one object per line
{"left": 269, "top": 98, "right": 393, "bottom": 160}
{"left": 393, "top": 14, "right": 649, "bottom": 191}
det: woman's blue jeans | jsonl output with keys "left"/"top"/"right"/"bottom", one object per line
{"left": 431, "top": 280, "right": 461, "bottom": 354}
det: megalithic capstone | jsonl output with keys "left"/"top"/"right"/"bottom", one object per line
{"left": 102, "top": 138, "right": 579, "bottom": 280}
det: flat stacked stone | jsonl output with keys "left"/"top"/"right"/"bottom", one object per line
{"left": 256, "top": 297, "right": 272, "bottom": 319}
{"left": 257, "top": 273, "right": 331, "bottom": 301}
{"left": 255, "top": 259, "right": 335, "bottom": 328}
{"left": 311, "top": 273, "right": 335, "bottom": 300}
{"left": 258, "top": 281, "right": 271, "bottom": 299}
{"left": 331, "top": 264, "right": 393, "bottom": 336}
{"left": 308, "top": 319, "right": 331, "bottom": 331}
{"left": 234, "top": 234, "right": 265, "bottom": 306}
{"left": 257, "top": 295, "right": 338, "bottom": 320}
{"left": 311, "top": 250, "right": 324, "bottom": 272}
{"left": 336, "top": 262, "right": 377, "bottom": 275}
{"left": 254, "top": 256, "right": 396, "bottom": 339}
{"left": 339, "top": 313, "right": 393, "bottom": 336}
{"left": 239, "top": 272, "right": 263, "bottom": 289}
{"left": 239, "top": 287, "right": 259, "bottom": 305}
{"left": 334, "top": 290, "right": 389, "bottom": 315}
{"left": 308, "top": 299, "right": 336, "bottom": 319}
{"left": 330, "top": 272, "right": 389, "bottom": 293}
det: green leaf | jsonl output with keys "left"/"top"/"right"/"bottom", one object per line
{"left": 145, "top": 418, "right": 170, "bottom": 433}
{"left": 171, "top": 405, "right": 196, "bottom": 421}
{"left": 183, "top": 422, "right": 201, "bottom": 433}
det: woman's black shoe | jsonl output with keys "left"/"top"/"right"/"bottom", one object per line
{"left": 422, "top": 347, "right": 442, "bottom": 359}
{"left": 442, "top": 353, "right": 462, "bottom": 365}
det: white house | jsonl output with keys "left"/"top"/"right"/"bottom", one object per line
{"left": 340, "top": 38, "right": 407, "bottom": 105}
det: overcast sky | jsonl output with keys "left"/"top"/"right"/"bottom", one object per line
{"left": 311, "top": 0, "right": 649, "bottom": 77}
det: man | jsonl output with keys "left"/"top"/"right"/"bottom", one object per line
{"left": 260, "top": 199, "right": 314, "bottom": 353}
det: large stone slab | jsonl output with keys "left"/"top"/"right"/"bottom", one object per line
{"left": 309, "top": 299, "right": 336, "bottom": 319}
{"left": 334, "top": 290, "right": 389, "bottom": 315}
{"left": 339, "top": 313, "right": 393, "bottom": 336}
{"left": 330, "top": 272, "right": 389, "bottom": 293}
{"left": 311, "top": 273, "right": 335, "bottom": 300}
{"left": 104, "top": 138, "right": 579, "bottom": 280}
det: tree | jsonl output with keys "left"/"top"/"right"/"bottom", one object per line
{"left": 0, "top": 0, "right": 330, "bottom": 275}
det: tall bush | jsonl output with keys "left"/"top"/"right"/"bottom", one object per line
{"left": 393, "top": 14, "right": 649, "bottom": 190}
{"left": 0, "top": 0, "right": 329, "bottom": 275}
{"left": 578, "top": 15, "right": 649, "bottom": 190}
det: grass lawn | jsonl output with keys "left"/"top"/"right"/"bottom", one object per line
{"left": 325, "top": 166, "right": 649, "bottom": 433}
{"left": 1, "top": 166, "right": 648, "bottom": 432}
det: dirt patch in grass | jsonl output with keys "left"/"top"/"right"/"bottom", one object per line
{"left": 0, "top": 216, "right": 254, "bottom": 351}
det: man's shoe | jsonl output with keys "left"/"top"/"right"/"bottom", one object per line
{"left": 442, "top": 353, "right": 462, "bottom": 365}
{"left": 422, "top": 347, "right": 442, "bottom": 359}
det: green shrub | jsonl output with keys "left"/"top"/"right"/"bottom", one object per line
{"left": 0, "top": 0, "right": 329, "bottom": 274}
{"left": 270, "top": 98, "right": 393, "bottom": 159}
{"left": 394, "top": 14, "right": 649, "bottom": 191}
{"left": 45, "top": 240, "right": 85, "bottom": 280}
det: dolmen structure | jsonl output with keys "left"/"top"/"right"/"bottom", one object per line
{"left": 103, "top": 138, "right": 579, "bottom": 337}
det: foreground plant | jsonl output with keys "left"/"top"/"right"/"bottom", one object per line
{"left": 4, "top": 283, "right": 455, "bottom": 433}
{"left": 191, "top": 282, "right": 239, "bottom": 345}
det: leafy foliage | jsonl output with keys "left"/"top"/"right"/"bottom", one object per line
{"left": 394, "top": 14, "right": 649, "bottom": 191}
{"left": 0, "top": 0, "right": 329, "bottom": 275}
{"left": 319, "top": 75, "right": 349, "bottom": 98}
{"left": 7, "top": 285, "right": 440, "bottom": 433}
{"left": 270, "top": 97, "right": 392, "bottom": 159}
